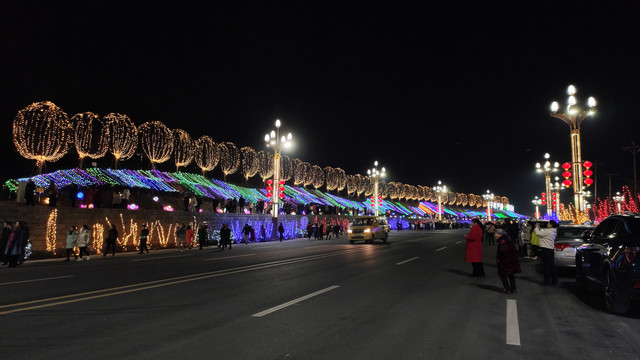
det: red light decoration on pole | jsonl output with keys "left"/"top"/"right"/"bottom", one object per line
{"left": 583, "top": 160, "right": 593, "bottom": 187}
{"left": 278, "top": 180, "right": 285, "bottom": 199}
{"left": 562, "top": 162, "right": 572, "bottom": 188}
{"left": 266, "top": 179, "right": 273, "bottom": 199}
{"left": 541, "top": 192, "right": 547, "bottom": 206}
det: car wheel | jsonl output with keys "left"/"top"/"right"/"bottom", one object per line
{"left": 603, "top": 268, "right": 631, "bottom": 314}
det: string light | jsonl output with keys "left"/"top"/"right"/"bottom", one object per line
{"left": 194, "top": 135, "right": 219, "bottom": 174}
{"left": 92, "top": 223, "right": 104, "bottom": 255}
{"left": 325, "top": 166, "right": 337, "bottom": 191}
{"left": 336, "top": 168, "right": 346, "bottom": 192}
{"left": 280, "top": 155, "right": 294, "bottom": 182}
{"left": 219, "top": 141, "right": 241, "bottom": 178}
{"left": 173, "top": 129, "right": 195, "bottom": 171}
{"left": 45, "top": 209, "right": 57, "bottom": 254}
{"left": 311, "top": 165, "right": 325, "bottom": 189}
{"left": 139, "top": 121, "right": 174, "bottom": 166}
{"left": 13, "top": 101, "right": 72, "bottom": 173}
{"left": 240, "top": 146, "right": 260, "bottom": 180}
{"left": 303, "top": 162, "right": 314, "bottom": 188}
{"left": 258, "top": 150, "right": 274, "bottom": 182}
{"left": 346, "top": 174, "right": 357, "bottom": 196}
{"left": 105, "top": 113, "right": 137, "bottom": 167}
{"left": 72, "top": 112, "right": 109, "bottom": 162}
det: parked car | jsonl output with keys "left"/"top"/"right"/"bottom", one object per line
{"left": 554, "top": 224, "right": 595, "bottom": 268}
{"left": 575, "top": 212, "right": 640, "bottom": 313}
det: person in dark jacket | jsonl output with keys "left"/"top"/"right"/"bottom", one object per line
{"left": 220, "top": 224, "right": 231, "bottom": 249}
{"left": 104, "top": 224, "right": 118, "bottom": 256}
{"left": 25, "top": 180, "right": 36, "bottom": 206}
{"left": 5, "top": 222, "right": 23, "bottom": 267}
{"left": 278, "top": 223, "right": 285, "bottom": 242}
{"left": 198, "top": 225, "right": 208, "bottom": 249}
{"left": 495, "top": 228, "right": 521, "bottom": 294}
{"left": 18, "top": 221, "right": 29, "bottom": 265}
{"left": 1, "top": 221, "right": 12, "bottom": 265}
{"left": 139, "top": 224, "right": 149, "bottom": 254}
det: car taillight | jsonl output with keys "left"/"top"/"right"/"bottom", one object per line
{"left": 554, "top": 243, "right": 572, "bottom": 251}
{"left": 625, "top": 246, "right": 639, "bottom": 263}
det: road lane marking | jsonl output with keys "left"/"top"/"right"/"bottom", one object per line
{"left": 455, "top": 241, "right": 462, "bottom": 244}
{"left": 204, "top": 254, "right": 255, "bottom": 261}
{"left": 396, "top": 257, "right": 419, "bottom": 265}
{"left": 252, "top": 285, "right": 340, "bottom": 317}
{"left": 0, "top": 248, "right": 367, "bottom": 315}
{"left": 435, "top": 247, "right": 447, "bottom": 252}
{"left": 506, "top": 299, "right": 521, "bottom": 346}
{"left": 132, "top": 254, "right": 193, "bottom": 262}
{"left": 0, "top": 275, "right": 74, "bottom": 286}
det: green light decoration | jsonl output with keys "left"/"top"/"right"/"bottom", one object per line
{"left": 105, "top": 113, "right": 137, "bottom": 168}
{"left": 173, "top": 129, "right": 194, "bottom": 171}
{"left": 139, "top": 121, "right": 174, "bottom": 167}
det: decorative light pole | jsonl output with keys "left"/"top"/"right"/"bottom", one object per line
{"left": 264, "top": 119, "right": 292, "bottom": 239}
{"left": 483, "top": 190, "right": 494, "bottom": 221}
{"left": 532, "top": 196, "right": 542, "bottom": 220}
{"left": 550, "top": 84, "right": 596, "bottom": 212}
{"left": 614, "top": 191, "right": 624, "bottom": 212}
{"left": 434, "top": 181, "right": 446, "bottom": 220}
{"left": 550, "top": 176, "right": 563, "bottom": 215}
{"left": 367, "top": 161, "right": 386, "bottom": 216}
{"left": 536, "top": 153, "right": 559, "bottom": 216}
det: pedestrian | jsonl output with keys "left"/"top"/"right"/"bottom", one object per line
{"left": 0, "top": 221, "right": 11, "bottom": 265}
{"left": 318, "top": 223, "right": 324, "bottom": 240}
{"left": 530, "top": 223, "right": 540, "bottom": 260}
{"left": 250, "top": 225, "right": 256, "bottom": 242}
{"left": 185, "top": 224, "right": 194, "bottom": 249}
{"left": 5, "top": 222, "right": 23, "bottom": 267}
{"left": 242, "top": 223, "right": 251, "bottom": 244}
{"left": 522, "top": 222, "right": 535, "bottom": 258}
{"left": 139, "top": 224, "right": 149, "bottom": 254}
{"left": 78, "top": 224, "right": 92, "bottom": 260}
{"left": 485, "top": 221, "right": 496, "bottom": 245}
{"left": 198, "top": 224, "right": 208, "bottom": 250}
{"left": 307, "top": 223, "right": 313, "bottom": 239}
{"left": 495, "top": 228, "right": 521, "bottom": 294}
{"left": 121, "top": 187, "right": 130, "bottom": 209}
{"left": 104, "top": 224, "right": 118, "bottom": 256}
{"left": 465, "top": 218, "right": 485, "bottom": 277}
{"left": 534, "top": 220, "right": 559, "bottom": 285}
{"left": 176, "top": 224, "right": 186, "bottom": 251}
{"left": 47, "top": 180, "right": 58, "bottom": 207}
{"left": 93, "top": 186, "right": 102, "bottom": 208}
{"left": 112, "top": 189, "right": 121, "bottom": 208}
{"left": 278, "top": 223, "right": 285, "bottom": 242}
{"left": 25, "top": 179, "right": 36, "bottom": 206}
{"left": 220, "top": 224, "right": 231, "bottom": 249}
{"left": 17, "top": 221, "right": 29, "bottom": 265}
{"left": 64, "top": 225, "right": 79, "bottom": 262}
{"left": 260, "top": 224, "right": 266, "bottom": 241}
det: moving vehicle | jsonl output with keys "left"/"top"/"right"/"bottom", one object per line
{"left": 575, "top": 212, "right": 640, "bottom": 313}
{"left": 554, "top": 224, "right": 595, "bottom": 268}
{"left": 347, "top": 216, "right": 390, "bottom": 244}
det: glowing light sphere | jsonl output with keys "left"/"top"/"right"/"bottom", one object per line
{"left": 336, "top": 168, "right": 347, "bottom": 192}
{"left": 303, "top": 162, "right": 314, "bottom": 187}
{"left": 194, "top": 135, "right": 220, "bottom": 174}
{"left": 378, "top": 180, "right": 388, "bottom": 198}
{"left": 356, "top": 174, "right": 366, "bottom": 196}
{"left": 173, "top": 129, "right": 195, "bottom": 170}
{"left": 218, "top": 142, "right": 241, "bottom": 178}
{"left": 105, "top": 113, "right": 137, "bottom": 166}
{"left": 139, "top": 121, "right": 174, "bottom": 166}
{"left": 280, "top": 155, "right": 294, "bottom": 182}
{"left": 258, "top": 150, "right": 274, "bottom": 182}
{"left": 240, "top": 146, "right": 260, "bottom": 180}
{"left": 13, "top": 101, "right": 72, "bottom": 172}
{"left": 72, "top": 112, "right": 109, "bottom": 161}
{"left": 311, "top": 165, "right": 325, "bottom": 189}
{"left": 448, "top": 192, "right": 457, "bottom": 205}
{"left": 325, "top": 166, "right": 338, "bottom": 191}
{"left": 346, "top": 174, "right": 358, "bottom": 196}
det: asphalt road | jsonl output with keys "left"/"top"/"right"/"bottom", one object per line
{"left": 1, "top": 230, "right": 639, "bottom": 359}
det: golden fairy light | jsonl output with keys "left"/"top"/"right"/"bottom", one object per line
{"left": 468, "top": 193, "right": 476, "bottom": 207}
{"left": 105, "top": 113, "right": 137, "bottom": 168}
{"left": 240, "top": 146, "right": 260, "bottom": 181}
{"left": 219, "top": 141, "right": 241, "bottom": 178}
{"left": 173, "top": 129, "right": 194, "bottom": 171}
{"left": 364, "top": 177, "right": 374, "bottom": 196}
{"left": 194, "top": 135, "right": 219, "bottom": 174}
{"left": 92, "top": 223, "right": 104, "bottom": 255}
{"left": 325, "top": 166, "right": 338, "bottom": 191}
{"left": 303, "top": 162, "right": 314, "bottom": 188}
{"left": 139, "top": 121, "right": 174, "bottom": 167}
{"left": 258, "top": 150, "right": 274, "bottom": 182}
{"left": 72, "top": 112, "right": 109, "bottom": 165}
{"left": 356, "top": 174, "right": 366, "bottom": 196}
{"left": 13, "top": 101, "right": 72, "bottom": 173}
{"left": 346, "top": 174, "right": 358, "bottom": 196}
{"left": 281, "top": 155, "right": 294, "bottom": 182}
{"left": 311, "top": 165, "right": 325, "bottom": 189}
{"left": 378, "top": 180, "right": 388, "bottom": 199}
{"left": 293, "top": 159, "right": 310, "bottom": 186}
{"left": 45, "top": 209, "right": 58, "bottom": 254}
{"left": 336, "top": 168, "right": 346, "bottom": 192}
{"left": 119, "top": 214, "right": 138, "bottom": 251}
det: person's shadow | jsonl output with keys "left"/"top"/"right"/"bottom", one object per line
{"left": 474, "top": 283, "right": 505, "bottom": 293}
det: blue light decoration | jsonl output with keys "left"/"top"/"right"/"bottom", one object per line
{"left": 76, "top": 191, "right": 84, "bottom": 199}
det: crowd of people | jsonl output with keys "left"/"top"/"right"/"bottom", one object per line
{"left": 1, "top": 221, "right": 30, "bottom": 267}
{"left": 464, "top": 218, "right": 559, "bottom": 294}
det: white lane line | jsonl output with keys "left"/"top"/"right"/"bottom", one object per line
{"left": 435, "top": 247, "right": 447, "bottom": 252}
{"left": 204, "top": 254, "right": 255, "bottom": 261}
{"left": 455, "top": 241, "right": 462, "bottom": 244}
{"left": 252, "top": 285, "right": 340, "bottom": 317}
{"left": 396, "top": 257, "right": 419, "bottom": 265}
{"left": 506, "top": 299, "right": 521, "bottom": 346}
{"left": 0, "top": 275, "right": 74, "bottom": 286}
{"left": 132, "top": 254, "right": 192, "bottom": 262}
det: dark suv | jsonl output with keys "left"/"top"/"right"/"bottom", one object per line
{"left": 575, "top": 212, "right": 640, "bottom": 313}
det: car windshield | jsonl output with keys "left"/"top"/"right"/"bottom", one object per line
{"left": 557, "top": 227, "right": 592, "bottom": 239}
{"left": 352, "top": 218, "right": 374, "bottom": 226}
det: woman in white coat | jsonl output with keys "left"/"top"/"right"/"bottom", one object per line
{"left": 533, "top": 220, "right": 558, "bottom": 285}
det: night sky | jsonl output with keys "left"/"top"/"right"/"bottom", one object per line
{"left": 2, "top": 1, "right": 640, "bottom": 215}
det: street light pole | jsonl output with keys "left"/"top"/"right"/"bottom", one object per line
{"left": 532, "top": 196, "right": 542, "bottom": 220}
{"left": 265, "top": 119, "right": 292, "bottom": 240}
{"left": 614, "top": 191, "right": 624, "bottom": 212}
{"left": 434, "top": 181, "right": 446, "bottom": 221}
{"left": 367, "top": 161, "right": 386, "bottom": 216}
{"left": 550, "top": 85, "right": 596, "bottom": 212}
{"left": 536, "top": 153, "right": 559, "bottom": 216}
{"left": 551, "top": 176, "right": 562, "bottom": 215}
{"left": 483, "top": 190, "right": 494, "bottom": 221}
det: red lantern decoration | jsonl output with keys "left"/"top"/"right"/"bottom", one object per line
{"left": 583, "top": 161, "right": 592, "bottom": 169}
{"left": 266, "top": 179, "right": 273, "bottom": 185}
{"left": 563, "top": 171, "right": 572, "bottom": 178}
{"left": 584, "top": 178, "right": 594, "bottom": 186}
{"left": 563, "top": 179, "right": 572, "bottom": 187}
{"left": 266, "top": 192, "right": 272, "bottom": 198}
{"left": 562, "top": 162, "right": 572, "bottom": 170}
{"left": 583, "top": 169, "right": 593, "bottom": 177}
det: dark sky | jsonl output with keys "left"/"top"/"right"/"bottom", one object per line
{"left": 2, "top": 1, "right": 640, "bottom": 215}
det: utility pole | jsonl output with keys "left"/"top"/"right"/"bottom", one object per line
{"left": 591, "top": 161, "right": 604, "bottom": 203}
{"left": 623, "top": 141, "right": 640, "bottom": 204}
{"left": 604, "top": 173, "right": 617, "bottom": 198}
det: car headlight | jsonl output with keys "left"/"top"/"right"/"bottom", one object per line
{"left": 364, "top": 229, "right": 371, "bottom": 233}
{"left": 347, "top": 229, "right": 353, "bottom": 233}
